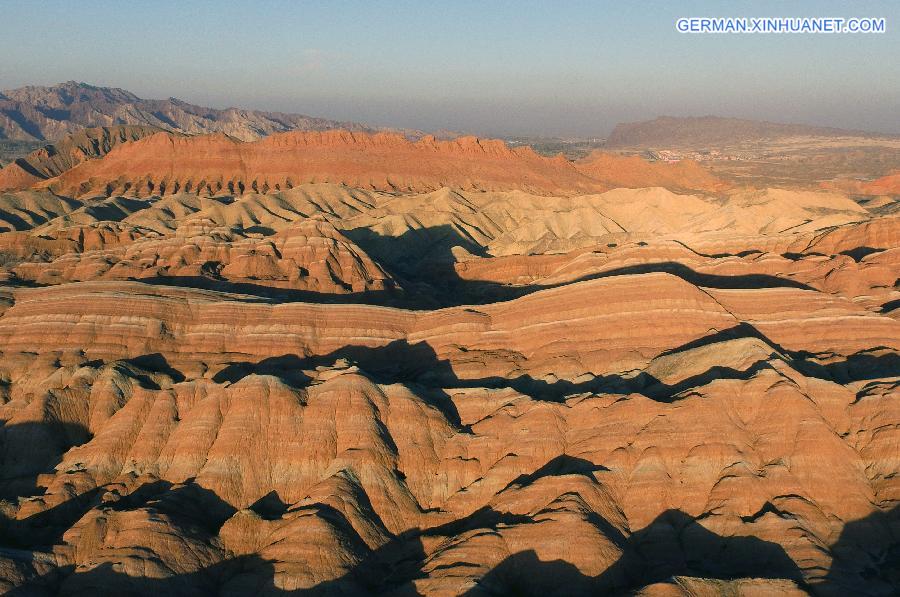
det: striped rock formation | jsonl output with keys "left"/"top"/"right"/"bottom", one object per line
{"left": 0, "top": 147, "right": 898, "bottom": 596}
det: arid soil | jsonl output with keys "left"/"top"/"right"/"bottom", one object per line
{"left": 0, "top": 130, "right": 898, "bottom": 596}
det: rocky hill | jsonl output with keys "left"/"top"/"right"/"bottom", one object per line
{"left": 0, "top": 129, "right": 737, "bottom": 198}
{"left": 37, "top": 130, "right": 602, "bottom": 197}
{"left": 574, "top": 150, "right": 728, "bottom": 193}
{"left": 606, "top": 115, "right": 892, "bottom": 148}
{"left": 0, "top": 130, "right": 897, "bottom": 596}
{"left": 0, "top": 81, "right": 376, "bottom": 142}
{"left": 0, "top": 125, "right": 163, "bottom": 190}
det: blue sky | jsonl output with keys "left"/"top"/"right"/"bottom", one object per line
{"left": 1, "top": 0, "right": 898, "bottom": 136}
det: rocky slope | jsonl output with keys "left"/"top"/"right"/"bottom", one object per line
{"left": 0, "top": 130, "right": 753, "bottom": 197}
{"left": 574, "top": 150, "right": 729, "bottom": 193}
{"left": 0, "top": 163, "right": 898, "bottom": 595}
{"left": 37, "top": 131, "right": 604, "bottom": 197}
{"left": 0, "top": 81, "right": 375, "bottom": 142}
{"left": 823, "top": 171, "right": 900, "bottom": 197}
{"left": 0, "top": 184, "right": 876, "bottom": 294}
{"left": 0, "top": 129, "right": 738, "bottom": 198}
{"left": 0, "top": 125, "right": 163, "bottom": 190}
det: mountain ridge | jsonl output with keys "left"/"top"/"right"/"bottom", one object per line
{"left": 38, "top": 129, "right": 601, "bottom": 196}
{"left": 0, "top": 125, "right": 164, "bottom": 190}
{"left": 606, "top": 115, "right": 898, "bottom": 148}
{"left": 27, "top": 129, "right": 734, "bottom": 197}
{"left": 0, "top": 81, "right": 383, "bottom": 142}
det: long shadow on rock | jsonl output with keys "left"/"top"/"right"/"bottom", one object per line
{"left": 209, "top": 322, "right": 894, "bottom": 424}
{"left": 135, "top": 275, "right": 406, "bottom": 307}
{"left": 344, "top": 224, "right": 489, "bottom": 279}
{"left": 317, "top": 506, "right": 533, "bottom": 595}
{"left": 840, "top": 246, "right": 885, "bottom": 262}
{"left": 249, "top": 490, "right": 290, "bottom": 521}
{"left": 4, "top": 478, "right": 236, "bottom": 552}
{"left": 22, "top": 481, "right": 397, "bottom": 595}
{"left": 0, "top": 421, "right": 92, "bottom": 501}
{"left": 2, "top": 477, "right": 819, "bottom": 596}
{"left": 131, "top": 224, "right": 497, "bottom": 309}
{"left": 3, "top": 504, "right": 811, "bottom": 596}
{"left": 502, "top": 454, "right": 610, "bottom": 492}
{"left": 209, "top": 337, "right": 785, "bottom": 410}
{"left": 820, "top": 505, "right": 900, "bottom": 597}
{"left": 8, "top": 556, "right": 286, "bottom": 597}
{"left": 210, "top": 341, "right": 451, "bottom": 389}
{"left": 572, "top": 261, "right": 815, "bottom": 291}
{"left": 2, "top": 482, "right": 244, "bottom": 592}
{"left": 3, "top": 486, "right": 103, "bottom": 548}
{"left": 81, "top": 197, "right": 154, "bottom": 223}
{"left": 465, "top": 362, "right": 778, "bottom": 404}
{"left": 460, "top": 509, "right": 807, "bottom": 596}
{"left": 125, "top": 353, "right": 186, "bottom": 384}
{"left": 0, "top": 208, "right": 40, "bottom": 232}
{"left": 327, "top": 457, "right": 615, "bottom": 593}
{"left": 462, "top": 550, "right": 597, "bottom": 596}
{"left": 213, "top": 354, "right": 313, "bottom": 388}
{"left": 104, "top": 478, "right": 238, "bottom": 537}
{"left": 333, "top": 506, "right": 806, "bottom": 596}
{"left": 655, "top": 322, "right": 900, "bottom": 384}
{"left": 212, "top": 341, "right": 467, "bottom": 429}
{"left": 657, "top": 322, "right": 793, "bottom": 357}
{"left": 347, "top": 225, "right": 817, "bottom": 308}
{"left": 128, "top": 223, "right": 818, "bottom": 309}
{"left": 819, "top": 350, "right": 900, "bottom": 384}
{"left": 599, "top": 509, "right": 807, "bottom": 591}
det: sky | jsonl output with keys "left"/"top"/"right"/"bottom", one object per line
{"left": 1, "top": 0, "right": 898, "bottom": 137}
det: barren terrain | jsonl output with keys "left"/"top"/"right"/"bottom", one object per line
{"left": 0, "top": 125, "right": 897, "bottom": 596}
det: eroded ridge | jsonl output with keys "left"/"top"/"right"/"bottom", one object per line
{"left": 0, "top": 175, "right": 898, "bottom": 596}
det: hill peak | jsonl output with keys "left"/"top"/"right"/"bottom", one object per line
{"left": 0, "top": 81, "right": 379, "bottom": 142}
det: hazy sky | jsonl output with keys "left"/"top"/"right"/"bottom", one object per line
{"left": 2, "top": 0, "right": 898, "bottom": 136}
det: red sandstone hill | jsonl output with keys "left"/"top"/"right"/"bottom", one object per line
{"left": 41, "top": 130, "right": 603, "bottom": 196}
{"left": 574, "top": 150, "right": 729, "bottom": 193}
{"left": 34, "top": 130, "right": 732, "bottom": 198}
{"left": 0, "top": 125, "right": 162, "bottom": 191}
{"left": 822, "top": 170, "right": 900, "bottom": 196}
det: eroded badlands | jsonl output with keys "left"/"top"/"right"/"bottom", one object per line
{"left": 0, "top": 131, "right": 898, "bottom": 596}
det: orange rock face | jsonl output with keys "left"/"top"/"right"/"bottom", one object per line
{"left": 40, "top": 130, "right": 605, "bottom": 197}
{"left": 0, "top": 141, "right": 898, "bottom": 596}
{"left": 0, "top": 125, "right": 162, "bottom": 191}
{"left": 7, "top": 218, "right": 393, "bottom": 296}
{"left": 574, "top": 150, "right": 730, "bottom": 193}
{"left": 824, "top": 170, "right": 900, "bottom": 196}
{"left": 0, "top": 127, "right": 741, "bottom": 197}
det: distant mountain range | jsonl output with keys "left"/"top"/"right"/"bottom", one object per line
{"left": 605, "top": 116, "right": 895, "bottom": 148}
{"left": 2, "top": 82, "right": 895, "bottom": 154}
{"left": 0, "top": 81, "right": 381, "bottom": 142}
